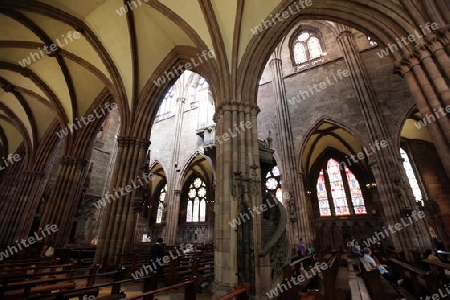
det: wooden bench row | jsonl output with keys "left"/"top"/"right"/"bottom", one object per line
{"left": 359, "top": 258, "right": 399, "bottom": 300}
{"left": 322, "top": 253, "right": 349, "bottom": 300}
{"left": 0, "top": 265, "right": 155, "bottom": 299}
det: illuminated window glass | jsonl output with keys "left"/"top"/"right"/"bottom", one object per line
{"left": 400, "top": 148, "right": 423, "bottom": 205}
{"left": 367, "top": 36, "right": 377, "bottom": 47}
{"left": 156, "top": 183, "right": 167, "bottom": 224}
{"left": 327, "top": 159, "right": 350, "bottom": 216}
{"left": 344, "top": 167, "right": 367, "bottom": 214}
{"left": 294, "top": 43, "right": 307, "bottom": 64}
{"left": 308, "top": 37, "right": 322, "bottom": 59}
{"left": 186, "top": 177, "right": 207, "bottom": 222}
{"left": 293, "top": 32, "right": 323, "bottom": 65}
{"left": 315, "top": 158, "right": 367, "bottom": 217}
{"left": 317, "top": 170, "right": 331, "bottom": 216}
{"left": 265, "top": 166, "right": 282, "bottom": 202}
{"left": 200, "top": 199, "right": 206, "bottom": 222}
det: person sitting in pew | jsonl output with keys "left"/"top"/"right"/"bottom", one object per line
{"left": 363, "top": 247, "right": 404, "bottom": 286}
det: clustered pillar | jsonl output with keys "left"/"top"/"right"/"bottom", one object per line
{"left": 213, "top": 101, "right": 270, "bottom": 296}
{"left": 336, "top": 27, "right": 432, "bottom": 254}
{"left": 269, "top": 55, "right": 313, "bottom": 245}
{"left": 94, "top": 137, "right": 149, "bottom": 266}
{"left": 40, "top": 157, "right": 90, "bottom": 247}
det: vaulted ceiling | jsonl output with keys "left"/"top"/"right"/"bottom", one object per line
{"left": 0, "top": 0, "right": 432, "bottom": 162}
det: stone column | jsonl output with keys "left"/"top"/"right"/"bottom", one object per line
{"left": 268, "top": 56, "right": 313, "bottom": 244}
{"left": 94, "top": 137, "right": 150, "bottom": 265}
{"left": 165, "top": 189, "right": 181, "bottom": 244}
{"left": 336, "top": 28, "right": 431, "bottom": 254}
{"left": 163, "top": 97, "right": 186, "bottom": 245}
{"left": 12, "top": 171, "right": 47, "bottom": 240}
{"left": 40, "top": 157, "right": 90, "bottom": 246}
{"left": 395, "top": 60, "right": 450, "bottom": 178}
{"left": 213, "top": 101, "right": 272, "bottom": 297}
{"left": 0, "top": 171, "right": 47, "bottom": 244}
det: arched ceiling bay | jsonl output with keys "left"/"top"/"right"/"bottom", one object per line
{"left": 301, "top": 122, "right": 364, "bottom": 173}
{"left": 0, "top": 0, "right": 416, "bottom": 165}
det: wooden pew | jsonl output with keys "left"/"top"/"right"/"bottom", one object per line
{"left": 389, "top": 257, "right": 439, "bottom": 296}
{"left": 422, "top": 258, "right": 450, "bottom": 284}
{"left": 0, "top": 268, "right": 117, "bottom": 298}
{"left": 31, "top": 272, "right": 155, "bottom": 300}
{"left": 321, "top": 253, "right": 349, "bottom": 300}
{"left": 322, "top": 255, "right": 338, "bottom": 300}
{"left": 217, "top": 283, "right": 250, "bottom": 300}
{"left": 128, "top": 279, "right": 197, "bottom": 300}
{"left": 359, "top": 258, "right": 399, "bottom": 300}
{"left": 0, "top": 258, "right": 61, "bottom": 270}
{"left": 0, "top": 264, "right": 98, "bottom": 286}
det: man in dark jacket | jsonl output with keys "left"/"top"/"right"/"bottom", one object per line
{"left": 150, "top": 238, "right": 165, "bottom": 287}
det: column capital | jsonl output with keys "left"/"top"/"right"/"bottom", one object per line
{"left": 427, "top": 37, "right": 445, "bottom": 54}
{"left": 336, "top": 30, "right": 353, "bottom": 42}
{"left": 60, "top": 156, "right": 89, "bottom": 167}
{"left": 22, "top": 170, "right": 46, "bottom": 179}
{"left": 117, "top": 136, "right": 150, "bottom": 148}
{"left": 215, "top": 102, "right": 260, "bottom": 116}
{"left": 414, "top": 45, "right": 432, "bottom": 61}
{"left": 401, "top": 55, "right": 421, "bottom": 70}
{"left": 394, "top": 61, "right": 412, "bottom": 77}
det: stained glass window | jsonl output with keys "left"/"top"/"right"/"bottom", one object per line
{"left": 317, "top": 170, "right": 331, "bottom": 216}
{"left": 327, "top": 159, "right": 350, "bottom": 216}
{"left": 308, "top": 37, "right": 322, "bottom": 59}
{"left": 293, "top": 32, "right": 323, "bottom": 65}
{"left": 367, "top": 36, "right": 377, "bottom": 47}
{"left": 186, "top": 177, "right": 207, "bottom": 222}
{"left": 400, "top": 148, "right": 424, "bottom": 205}
{"left": 294, "top": 43, "right": 307, "bottom": 64}
{"left": 265, "top": 166, "right": 282, "bottom": 202}
{"left": 315, "top": 158, "right": 367, "bottom": 217}
{"left": 156, "top": 183, "right": 167, "bottom": 223}
{"left": 345, "top": 167, "right": 367, "bottom": 214}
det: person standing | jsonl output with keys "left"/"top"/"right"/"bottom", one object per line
{"left": 298, "top": 238, "right": 306, "bottom": 258}
{"left": 150, "top": 238, "right": 165, "bottom": 287}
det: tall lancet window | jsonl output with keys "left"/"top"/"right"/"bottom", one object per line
{"left": 293, "top": 31, "right": 323, "bottom": 65}
{"left": 400, "top": 148, "right": 424, "bottom": 205}
{"left": 186, "top": 177, "right": 207, "bottom": 223}
{"left": 315, "top": 158, "right": 367, "bottom": 217}
{"left": 156, "top": 183, "right": 167, "bottom": 224}
{"left": 265, "top": 165, "right": 282, "bottom": 202}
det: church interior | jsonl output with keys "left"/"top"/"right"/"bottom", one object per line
{"left": 0, "top": 0, "right": 449, "bottom": 299}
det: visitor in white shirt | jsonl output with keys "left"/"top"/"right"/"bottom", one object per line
{"left": 363, "top": 247, "right": 404, "bottom": 287}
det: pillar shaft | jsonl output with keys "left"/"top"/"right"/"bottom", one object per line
{"left": 163, "top": 97, "right": 185, "bottom": 245}
{"left": 395, "top": 62, "right": 450, "bottom": 178}
{"left": 94, "top": 137, "right": 150, "bottom": 265}
{"left": 337, "top": 28, "right": 431, "bottom": 253}
{"left": 40, "top": 157, "right": 89, "bottom": 246}
{"left": 214, "top": 102, "right": 270, "bottom": 296}
{"left": 269, "top": 56, "right": 313, "bottom": 244}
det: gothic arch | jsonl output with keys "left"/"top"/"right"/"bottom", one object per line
{"left": 298, "top": 116, "right": 368, "bottom": 173}
{"left": 178, "top": 151, "right": 214, "bottom": 192}
{"left": 133, "top": 46, "right": 220, "bottom": 140}
{"left": 237, "top": 0, "right": 425, "bottom": 106}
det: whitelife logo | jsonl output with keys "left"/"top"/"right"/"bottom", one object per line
{"left": 376, "top": 22, "right": 439, "bottom": 58}
{"left": 55, "top": 102, "right": 117, "bottom": 139}
{"left": 92, "top": 172, "right": 154, "bottom": 209}
{"left": 250, "top": 0, "right": 313, "bottom": 35}
{"left": 18, "top": 31, "right": 81, "bottom": 67}
{"left": 362, "top": 210, "right": 426, "bottom": 248}
{"left": 153, "top": 50, "right": 215, "bottom": 87}
{"left": 0, "top": 225, "right": 58, "bottom": 261}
